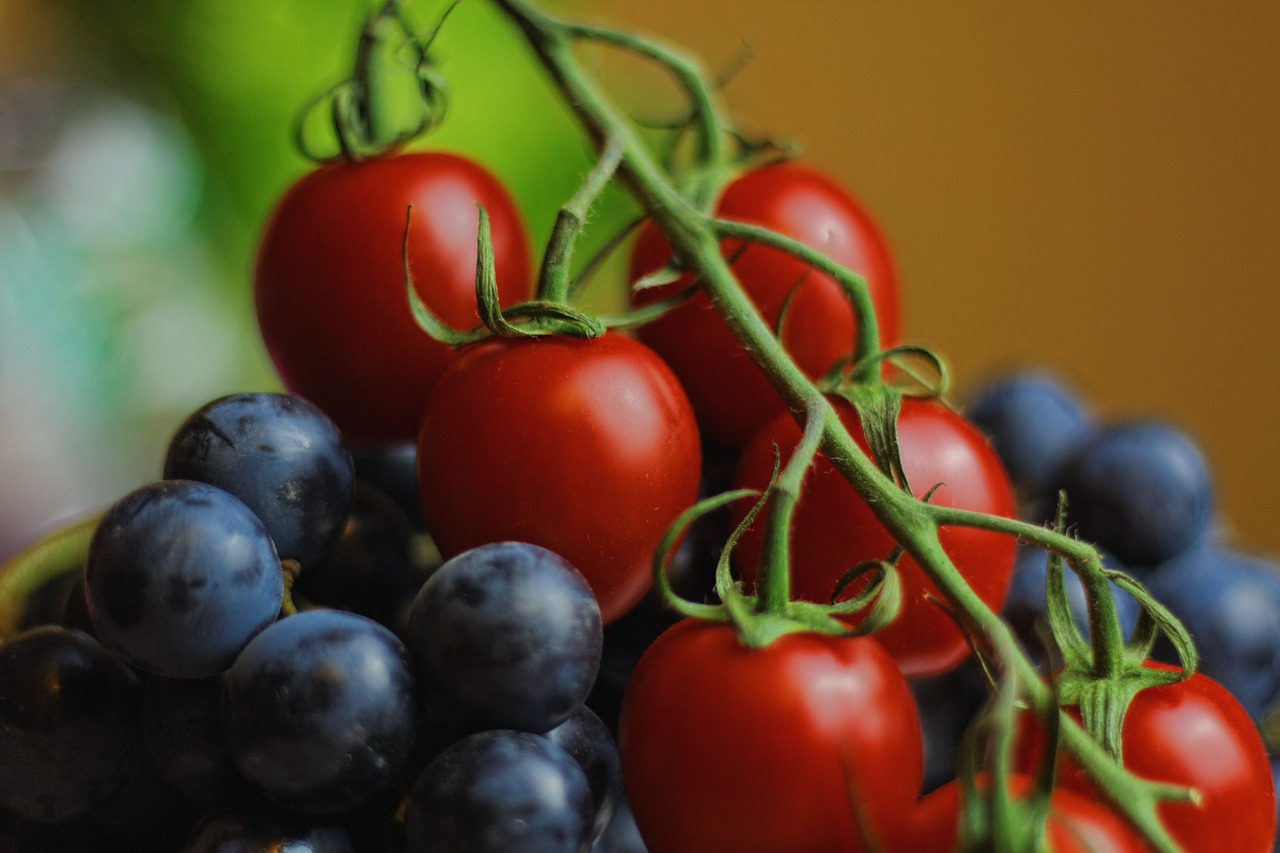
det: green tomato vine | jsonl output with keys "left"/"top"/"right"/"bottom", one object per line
{"left": 486, "top": 0, "right": 1201, "bottom": 849}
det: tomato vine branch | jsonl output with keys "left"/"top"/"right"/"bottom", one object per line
{"left": 492, "top": 0, "right": 1192, "bottom": 848}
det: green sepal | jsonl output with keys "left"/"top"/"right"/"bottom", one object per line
{"left": 598, "top": 283, "right": 700, "bottom": 330}
{"left": 650, "top": 488, "right": 760, "bottom": 624}
{"left": 1043, "top": 548, "right": 1093, "bottom": 673}
{"left": 827, "top": 551, "right": 904, "bottom": 637}
{"left": 822, "top": 344, "right": 950, "bottom": 403}
{"left": 631, "top": 264, "right": 684, "bottom": 292}
{"left": 1110, "top": 569, "right": 1199, "bottom": 675}
{"left": 831, "top": 383, "right": 910, "bottom": 493}
{"left": 472, "top": 205, "right": 522, "bottom": 337}
{"left": 403, "top": 205, "right": 490, "bottom": 347}
{"left": 1053, "top": 664, "right": 1186, "bottom": 761}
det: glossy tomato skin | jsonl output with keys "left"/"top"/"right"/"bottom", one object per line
{"left": 629, "top": 162, "right": 900, "bottom": 449}
{"left": 1019, "top": 665, "right": 1276, "bottom": 853}
{"left": 889, "top": 772, "right": 1151, "bottom": 852}
{"left": 416, "top": 332, "right": 701, "bottom": 624}
{"left": 732, "top": 396, "right": 1017, "bottom": 677}
{"left": 255, "top": 152, "right": 532, "bottom": 443}
{"left": 619, "top": 619, "right": 923, "bottom": 853}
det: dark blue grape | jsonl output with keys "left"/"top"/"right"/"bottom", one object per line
{"left": 351, "top": 441, "right": 425, "bottom": 529}
{"left": 86, "top": 754, "right": 203, "bottom": 851}
{"left": 17, "top": 569, "right": 80, "bottom": 631}
{"left": 1002, "top": 544, "right": 1140, "bottom": 656}
{"left": 1058, "top": 420, "right": 1213, "bottom": 566}
{"left": 143, "top": 675, "right": 245, "bottom": 806}
{"left": 293, "top": 482, "right": 425, "bottom": 632}
{"left": 222, "top": 608, "right": 417, "bottom": 814}
{"left": 181, "top": 812, "right": 354, "bottom": 852}
{"left": 909, "top": 659, "right": 989, "bottom": 794}
{"left": 0, "top": 626, "right": 142, "bottom": 822}
{"left": 164, "top": 393, "right": 355, "bottom": 567}
{"left": 405, "top": 541, "right": 602, "bottom": 734}
{"left": 404, "top": 730, "right": 593, "bottom": 853}
{"left": 85, "top": 480, "right": 283, "bottom": 677}
{"left": 1147, "top": 545, "right": 1280, "bottom": 720}
{"left": 964, "top": 369, "right": 1094, "bottom": 498}
{"left": 591, "top": 797, "right": 647, "bottom": 853}
{"left": 543, "top": 706, "right": 622, "bottom": 847}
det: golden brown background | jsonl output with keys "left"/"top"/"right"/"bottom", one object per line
{"left": 606, "top": 0, "right": 1280, "bottom": 557}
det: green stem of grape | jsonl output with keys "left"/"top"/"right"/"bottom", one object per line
{"left": 0, "top": 514, "right": 99, "bottom": 642}
{"left": 491, "top": 1, "right": 1190, "bottom": 849}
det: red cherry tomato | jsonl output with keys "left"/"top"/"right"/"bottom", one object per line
{"left": 255, "top": 152, "right": 532, "bottom": 443}
{"left": 889, "top": 772, "right": 1151, "bottom": 852}
{"left": 619, "top": 619, "right": 923, "bottom": 853}
{"left": 416, "top": 332, "right": 701, "bottom": 623}
{"left": 731, "top": 396, "right": 1016, "bottom": 677}
{"left": 1018, "top": 664, "right": 1276, "bottom": 853}
{"left": 629, "top": 162, "right": 900, "bottom": 449}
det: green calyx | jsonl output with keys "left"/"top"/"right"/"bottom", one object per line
{"left": 650, "top": 398, "right": 903, "bottom": 650}
{"left": 1037, "top": 496, "right": 1199, "bottom": 760}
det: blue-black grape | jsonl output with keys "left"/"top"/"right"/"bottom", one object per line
{"left": 964, "top": 369, "right": 1094, "bottom": 499}
{"left": 181, "top": 812, "right": 355, "bottom": 852}
{"left": 405, "top": 541, "right": 602, "bottom": 734}
{"left": 591, "top": 796, "right": 648, "bottom": 853}
{"left": 404, "top": 729, "right": 593, "bottom": 853}
{"left": 222, "top": 608, "right": 417, "bottom": 814}
{"left": 142, "top": 675, "right": 244, "bottom": 806}
{"left": 1057, "top": 420, "right": 1213, "bottom": 566}
{"left": 293, "top": 482, "right": 426, "bottom": 632}
{"left": 1147, "top": 545, "right": 1280, "bottom": 720}
{"left": 909, "top": 659, "right": 989, "bottom": 794}
{"left": 0, "top": 626, "right": 143, "bottom": 822}
{"left": 351, "top": 441, "right": 425, "bottom": 529}
{"left": 164, "top": 392, "right": 355, "bottom": 567}
{"left": 85, "top": 480, "right": 283, "bottom": 678}
{"left": 544, "top": 705, "right": 623, "bottom": 846}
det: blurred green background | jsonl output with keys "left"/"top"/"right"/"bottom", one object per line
{"left": 0, "top": 0, "right": 637, "bottom": 557}
{"left": 1, "top": 0, "right": 1277, "bottom": 564}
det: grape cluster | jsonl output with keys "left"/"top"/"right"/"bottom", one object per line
{"left": 0, "top": 393, "right": 635, "bottom": 852}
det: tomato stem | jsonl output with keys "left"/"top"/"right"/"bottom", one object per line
{"left": 537, "top": 136, "right": 624, "bottom": 304}
{"left": 491, "top": 1, "right": 1194, "bottom": 848}
{"left": 754, "top": 397, "right": 825, "bottom": 615}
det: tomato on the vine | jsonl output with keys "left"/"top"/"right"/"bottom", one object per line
{"left": 415, "top": 332, "right": 701, "bottom": 624}
{"left": 255, "top": 152, "right": 532, "bottom": 444}
{"left": 1018, "top": 664, "right": 1276, "bottom": 853}
{"left": 732, "top": 396, "right": 1017, "bottom": 677}
{"left": 629, "top": 162, "right": 900, "bottom": 449}
{"left": 888, "top": 772, "right": 1151, "bottom": 852}
{"left": 619, "top": 618, "right": 923, "bottom": 853}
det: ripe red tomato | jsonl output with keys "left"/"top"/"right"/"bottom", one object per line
{"left": 416, "top": 332, "right": 701, "bottom": 624}
{"left": 889, "top": 772, "right": 1150, "bottom": 852}
{"left": 732, "top": 396, "right": 1016, "bottom": 677}
{"left": 1018, "top": 665, "right": 1276, "bottom": 853}
{"left": 255, "top": 152, "right": 532, "bottom": 444}
{"left": 619, "top": 618, "right": 923, "bottom": 853}
{"left": 629, "top": 162, "right": 900, "bottom": 449}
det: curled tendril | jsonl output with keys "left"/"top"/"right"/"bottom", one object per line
{"left": 295, "top": 0, "right": 458, "bottom": 164}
